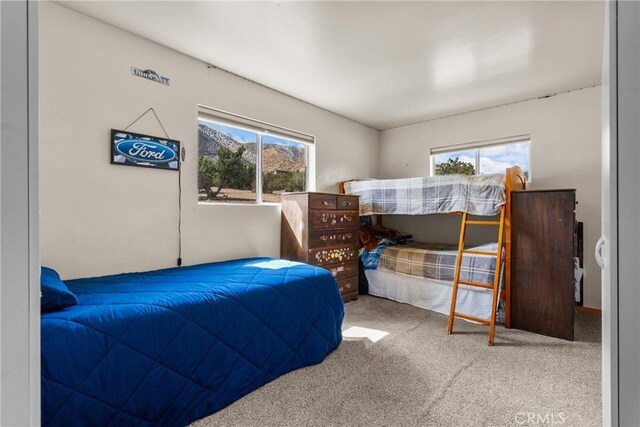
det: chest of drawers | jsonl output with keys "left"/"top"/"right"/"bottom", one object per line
{"left": 511, "top": 189, "right": 576, "bottom": 340}
{"left": 280, "top": 192, "right": 359, "bottom": 302}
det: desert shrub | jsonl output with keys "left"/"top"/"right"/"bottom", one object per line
{"left": 198, "top": 147, "right": 254, "bottom": 198}
{"left": 263, "top": 170, "right": 305, "bottom": 193}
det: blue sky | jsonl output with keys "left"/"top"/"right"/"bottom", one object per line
{"left": 199, "top": 119, "right": 305, "bottom": 148}
{"left": 479, "top": 142, "right": 530, "bottom": 174}
{"left": 434, "top": 141, "right": 530, "bottom": 175}
{"left": 263, "top": 134, "right": 305, "bottom": 148}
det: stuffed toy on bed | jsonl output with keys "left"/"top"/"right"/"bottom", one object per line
{"left": 359, "top": 224, "right": 412, "bottom": 250}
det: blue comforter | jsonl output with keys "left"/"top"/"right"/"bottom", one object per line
{"left": 42, "top": 258, "right": 344, "bottom": 426}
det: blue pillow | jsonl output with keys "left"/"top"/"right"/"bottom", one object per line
{"left": 41, "top": 267, "right": 78, "bottom": 312}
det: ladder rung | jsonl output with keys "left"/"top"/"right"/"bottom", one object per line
{"left": 454, "top": 312, "right": 491, "bottom": 324}
{"left": 461, "top": 249, "right": 498, "bottom": 256}
{"left": 465, "top": 220, "right": 501, "bottom": 226}
{"left": 458, "top": 279, "right": 494, "bottom": 290}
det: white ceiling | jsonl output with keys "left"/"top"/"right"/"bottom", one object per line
{"left": 57, "top": 1, "right": 605, "bottom": 130}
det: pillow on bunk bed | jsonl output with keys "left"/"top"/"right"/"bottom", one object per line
{"left": 41, "top": 267, "right": 78, "bottom": 312}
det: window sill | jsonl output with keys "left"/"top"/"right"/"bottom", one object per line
{"left": 197, "top": 201, "right": 281, "bottom": 207}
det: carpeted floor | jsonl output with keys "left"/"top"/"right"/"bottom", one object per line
{"left": 193, "top": 295, "right": 601, "bottom": 427}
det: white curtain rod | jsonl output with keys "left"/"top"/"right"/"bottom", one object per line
{"left": 430, "top": 134, "right": 530, "bottom": 154}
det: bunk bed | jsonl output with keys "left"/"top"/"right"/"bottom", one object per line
{"left": 340, "top": 166, "right": 527, "bottom": 345}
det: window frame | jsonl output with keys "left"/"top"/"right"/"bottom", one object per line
{"left": 197, "top": 107, "right": 314, "bottom": 205}
{"left": 429, "top": 136, "right": 532, "bottom": 182}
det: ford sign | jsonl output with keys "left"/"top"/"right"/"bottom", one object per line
{"left": 115, "top": 140, "right": 177, "bottom": 163}
{"left": 111, "top": 130, "right": 181, "bottom": 171}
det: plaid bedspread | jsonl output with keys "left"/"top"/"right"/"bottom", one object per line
{"left": 343, "top": 174, "right": 506, "bottom": 216}
{"left": 378, "top": 242, "right": 498, "bottom": 286}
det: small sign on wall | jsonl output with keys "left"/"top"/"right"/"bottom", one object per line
{"left": 111, "top": 129, "right": 180, "bottom": 171}
{"left": 131, "top": 67, "right": 170, "bottom": 86}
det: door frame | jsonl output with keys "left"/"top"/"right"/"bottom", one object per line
{"left": 0, "top": 1, "right": 40, "bottom": 425}
{"left": 601, "top": 1, "right": 617, "bottom": 425}
{"left": 603, "top": 1, "right": 640, "bottom": 425}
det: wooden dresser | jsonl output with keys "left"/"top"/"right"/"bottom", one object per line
{"left": 511, "top": 189, "right": 576, "bottom": 340}
{"left": 280, "top": 192, "right": 359, "bottom": 302}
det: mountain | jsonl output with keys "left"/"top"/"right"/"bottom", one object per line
{"left": 198, "top": 123, "right": 257, "bottom": 163}
{"left": 262, "top": 145, "right": 305, "bottom": 172}
{"left": 198, "top": 124, "right": 305, "bottom": 172}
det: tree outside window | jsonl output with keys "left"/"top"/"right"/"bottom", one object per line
{"left": 198, "top": 118, "right": 309, "bottom": 203}
{"left": 431, "top": 140, "right": 530, "bottom": 180}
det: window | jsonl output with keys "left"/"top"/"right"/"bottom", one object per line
{"left": 198, "top": 120, "right": 258, "bottom": 202}
{"left": 261, "top": 134, "right": 307, "bottom": 203}
{"left": 431, "top": 137, "right": 531, "bottom": 181}
{"left": 198, "top": 108, "right": 312, "bottom": 204}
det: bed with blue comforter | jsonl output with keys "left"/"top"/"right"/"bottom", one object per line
{"left": 42, "top": 258, "right": 344, "bottom": 426}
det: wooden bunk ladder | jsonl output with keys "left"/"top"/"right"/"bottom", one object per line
{"left": 446, "top": 207, "right": 506, "bottom": 346}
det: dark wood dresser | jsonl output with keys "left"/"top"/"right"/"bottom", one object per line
{"left": 280, "top": 192, "right": 359, "bottom": 302}
{"left": 511, "top": 189, "right": 576, "bottom": 340}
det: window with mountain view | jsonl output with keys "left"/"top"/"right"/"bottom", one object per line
{"left": 198, "top": 116, "right": 308, "bottom": 204}
{"left": 198, "top": 120, "right": 258, "bottom": 203}
{"left": 431, "top": 139, "right": 530, "bottom": 181}
{"left": 262, "top": 135, "right": 307, "bottom": 203}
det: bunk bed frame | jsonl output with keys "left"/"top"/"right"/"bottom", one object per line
{"left": 339, "top": 166, "right": 527, "bottom": 344}
{"left": 504, "top": 166, "right": 528, "bottom": 329}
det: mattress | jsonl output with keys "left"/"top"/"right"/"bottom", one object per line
{"left": 365, "top": 269, "right": 493, "bottom": 320}
{"left": 343, "top": 174, "right": 506, "bottom": 216}
{"left": 41, "top": 258, "right": 344, "bottom": 427}
{"left": 378, "top": 242, "right": 498, "bottom": 285}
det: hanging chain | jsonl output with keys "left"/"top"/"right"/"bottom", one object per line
{"left": 123, "top": 107, "right": 171, "bottom": 139}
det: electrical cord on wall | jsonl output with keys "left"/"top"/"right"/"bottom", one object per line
{"left": 121, "top": 107, "right": 183, "bottom": 267}
{"left": 177, "top": 150, "right": 183, "bottom": 267}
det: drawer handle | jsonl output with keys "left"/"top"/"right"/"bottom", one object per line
{"left": 345, "top": 283, "right": 352, "bottom": 289}
{"left": 322, "top": 201, "right": 329, "bottom": 205}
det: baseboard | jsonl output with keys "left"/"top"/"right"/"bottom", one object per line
{"left": 576, "top": 306, "right": 602, "bottom": 315}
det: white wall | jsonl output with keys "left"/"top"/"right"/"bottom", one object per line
{"left": 39, "top": 2, "right": 379, "bottom": 279}
{"left": 379, "top": 87, "right": 602, "bottom": 309}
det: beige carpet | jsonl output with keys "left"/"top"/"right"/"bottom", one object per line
{"left": 193, "top": 295, "right": 601, "bottom": 427}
